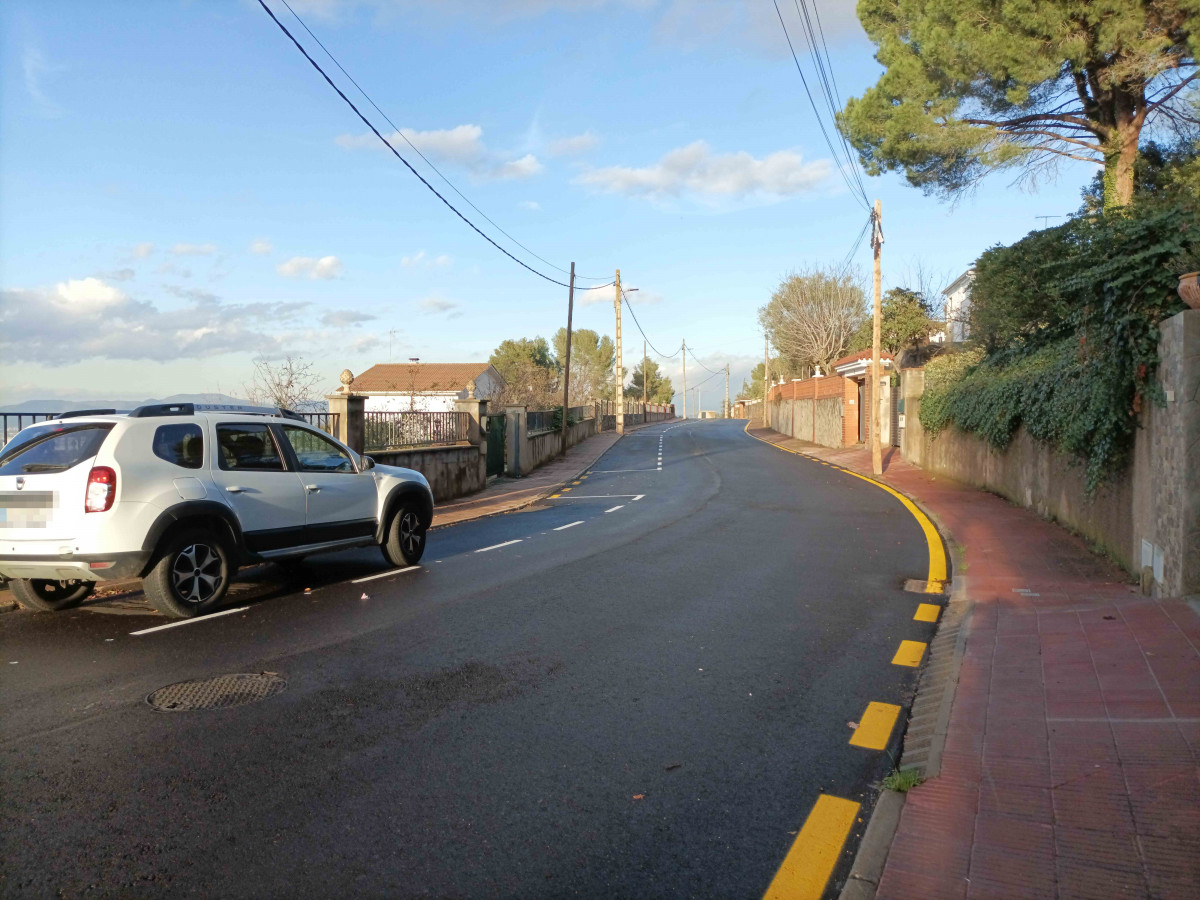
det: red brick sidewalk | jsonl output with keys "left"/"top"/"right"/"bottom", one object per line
{"left": 748, "top": 425, "right": 1200, "bottom": 900}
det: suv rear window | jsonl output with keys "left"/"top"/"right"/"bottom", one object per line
{"left": 153, "top": 424, "right": 203, "bottom": 469}
{"left": 0, "top": 424, "right": 115, "bottom": 476}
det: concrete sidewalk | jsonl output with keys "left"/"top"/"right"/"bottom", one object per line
{"left": 747, "top": 424, "right": 1200, "bottom": 900}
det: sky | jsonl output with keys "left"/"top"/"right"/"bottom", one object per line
{"left": 0, "top": 0, "right": 1101, "bottom": 411}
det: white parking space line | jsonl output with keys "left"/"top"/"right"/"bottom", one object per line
{"left": 130, "top": 606, "right": 250, "bottom": 636}
{"left": 352, "top": 566, "right": 420, "bottom": 584}
{"left": 605, "top": 505, "right": 624, "bottom": 513}
{"left": 588, "top": 468, "right": 660, "bottom": 474}
{"left": 545, "top": 494, "right": 644, "bottom": 499}
{"left": 554, "top": 521, "right": 584, "bottom": 531}
{"left": 632, "top": 494, "right": 645, "bottom": 501}
{"left": 475, "top": 539, "right": 522, "bottom": 553}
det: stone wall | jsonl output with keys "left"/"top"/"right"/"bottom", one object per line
{"left": 369, "top": 443, "right": 485, "bottom": 504}
{"left": 765, "top": 375, "right": 856, "bottom": 449}
{"left": 900, "top": 309, "right": 1198, "bottom": 597}
{"left": 815, "top": 398, "right": 843, "bottom": 448}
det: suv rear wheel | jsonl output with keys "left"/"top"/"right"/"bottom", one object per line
{"left": 382, "top": 501, "right": 426, "bottom": 567}
{"left": 10, "top": 578, "right": 95, "bottom": 612}
{"left": 143, "top": 528, "right": 233, "bottom": 619}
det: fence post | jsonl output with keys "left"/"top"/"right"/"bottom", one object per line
{"left": 326, "top": 390, "right": 366, "bottom": 454}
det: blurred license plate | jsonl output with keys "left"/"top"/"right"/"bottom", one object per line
{"left": 0, "top": 492, "right": 55, "bottom": 528}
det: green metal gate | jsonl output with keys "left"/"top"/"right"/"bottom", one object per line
{"left": 486, "top": 413, "right": 506, "bottom": 477}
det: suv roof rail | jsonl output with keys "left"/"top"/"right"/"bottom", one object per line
{"left": 130, "top": 403, "right": 195, "bottom": 418}
{"left": 276, "top": 407, "right": 306, "bottom": 421}
{"left": 53, "top": 408, "right": 125, "bottom": 420}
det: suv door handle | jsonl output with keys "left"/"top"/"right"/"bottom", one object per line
{"left": 304, "top": 484, "right": 320, "bottom": 493}
{"left": 225, "top": 485, "right": 247, "bottom": 493}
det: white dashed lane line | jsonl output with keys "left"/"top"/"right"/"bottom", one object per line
{"left": 352, "top": 566, "right": 420, "bottom": 584}
{"left": 554, "top": 521, "right": 585, "bottom": 531}
{"left": 130, "top": 606, "right": 250, "bottom": 637}
{"left": 605, "top": 505, "right": 624, "bottom": 513}
{"left": 475, "top": 540, "right": 523, "bottom": 553}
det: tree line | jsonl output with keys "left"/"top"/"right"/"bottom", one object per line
{"left": 488, "top": 328, "right": 675, "bottom": 410}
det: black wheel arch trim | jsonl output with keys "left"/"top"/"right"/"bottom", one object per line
{"left": 376, "top": 483, "right": 434, "bottom": 542}
{"left": 141, "top": 501, "right": 247, "bottom": 566}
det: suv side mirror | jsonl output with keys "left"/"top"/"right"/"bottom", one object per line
{"left": 360, "top": 455, "right": 376, "bottom": 471}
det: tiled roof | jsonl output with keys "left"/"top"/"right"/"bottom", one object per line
{"left": 832, "top": 348, "right": 896, "bottom": 368}
{"left": 348, "top": 363, "right": 496, "bottom": 393}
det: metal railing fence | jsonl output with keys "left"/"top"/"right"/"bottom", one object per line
{"left": 296, "top": 412, "right": 340, "bottom": 437}
{"left": 364, "top": 410, "right": 471, "bottom": 451}
{"left": 526, "top": 409, "right": 558, "bottom": 436}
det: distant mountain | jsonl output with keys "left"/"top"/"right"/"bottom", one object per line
{"left": 1, "top": 393, "right": 253, "bottom": 413}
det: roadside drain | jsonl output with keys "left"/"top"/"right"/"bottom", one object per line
{"left": 147, "top": 673, "right": 286, "bottom": 712}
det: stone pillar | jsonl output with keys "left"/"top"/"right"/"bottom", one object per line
{"left": 505, "top": 405, "right": 528, "bottom": 476}
{"left": 326, "top": 392, "right": 366, "bottom": 454}
{"left": 454, "top": 397, "right": 485, "bottom": 447}
{"left": 1144, "top": 309, "right": 1200, "bottom": 596}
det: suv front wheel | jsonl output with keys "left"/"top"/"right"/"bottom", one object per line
{"left": 143, "top": 528, "right": 233, "bottom": 619}
{"left": 382, "top": 501, "right": 426, "bottom": 567}
{"left": 10, "top": 578, "right": 95, "bottom": 612}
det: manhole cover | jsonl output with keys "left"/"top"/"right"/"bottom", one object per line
{"left": 147, "top": 673, "right": 286, "bottom": 712}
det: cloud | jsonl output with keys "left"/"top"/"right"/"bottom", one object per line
{"left": 103, "top": 268, "right": 136, "bottom": 282}
{"left": 23, "top": 47, "right": 62, "bottom": 117}
{"left": 155, "top": 262, "right": 193, "bottom": 279}
{"left": 171, "top": 242, "right": 219, "bottom": 256}
{"left": 337, "top": 123, "right": 542, "bottom": 181}
{"left": 576, "top": 140, "right": 832, "bottom": 200}
{"left": 321, "top": 309, "right": 376, "bottom": 327}
{"left": 277, "top": 256, "right": 344, "bottom": 279}
{"left": 401, "top": 251, "right": 452, "bottom": 268}
{"left": 548, "top": 131, "right": 599, "bottom": 156}
{"left": 0, "top": 278, "right": 310, "bottom": 365}
{"left": 519, "top": 200, "right": 541, "bottom": 211}
{"left": 249, "top": 238, "right": 273, "bottom": 255}
{"left": 418, "top": 296, "right": 459, "bottom": 315}
{"left": 163, "top": 285, "right": 220, "bottom": 304}
{"left": 131, "top": 242, "right": 156, "bottom": 259}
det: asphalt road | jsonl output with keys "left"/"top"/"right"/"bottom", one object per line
{"left": 0, "top": 420, "right": 939, "bottom": 899}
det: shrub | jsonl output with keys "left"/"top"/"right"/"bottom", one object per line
{"left": 923, "top": 203, "right": 1196, "bottom": 492}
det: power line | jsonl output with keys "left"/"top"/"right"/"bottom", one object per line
{"left": 276, "top": 0, "right": 611, "bottom": 283}
{"left": 771, "top": 0, "right": 870, "bottom": 211}
{"left": 256, "top": 0, "right": 577, "bottom": 289}
{"left": 684, "top": 344, "right": 721, "bottom": 375}
{"left": 621, "top": 290, "right": 682, "bottom": 359}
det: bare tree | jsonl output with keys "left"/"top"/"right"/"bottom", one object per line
{"left": 758, "top": 267, "right": 867, "bottom": 376}
{"left": 243, "top": 354, "right": 323, "bottom": 410}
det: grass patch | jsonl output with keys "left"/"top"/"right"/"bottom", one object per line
{"left": 882, "top": 768, "right": 925, "bottom": 793}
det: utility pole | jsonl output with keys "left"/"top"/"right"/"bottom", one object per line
{"left": 614, "top": 269, "right": 624, "bottom": 435}
{"left": 643, "top": 339, "right": 648, "bottom": 405}
{"left": 724, "top": 364, "right": 730, "bottom": 418}
{"left": 681, "top": 341, "right": 687, "bottom": 419}
{"left": 763, "top": 335, "right": 770, "bottom": 428}
{"left": 871, "top": 198, "right": 884, "bottom": 476}
{"left": 559, "top": 262, "right": 575, "bottom": 456}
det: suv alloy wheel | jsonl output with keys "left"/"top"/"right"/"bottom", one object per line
{"left": 9, "top": 578, "right": 95, "bottom": 612}
{"left": 143, "top": 528, "right": 233, "bottom": 619}
{"left": 382, "top": 502, "right": 426, "bottom": 567}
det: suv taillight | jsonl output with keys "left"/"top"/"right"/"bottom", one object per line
{"left": 85, "top": 466, "right": 116, "bottom": 513}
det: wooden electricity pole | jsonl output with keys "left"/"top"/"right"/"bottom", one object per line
{"left": 614, "top": 269, "right": 624, "bottom": 435}
{"left": 560, "top": 261, "right": 575, "bottom": 456}
{"left": 763, "top": 335, "right": 770, "bottom": 428}
{"left": 871, "top": 198, "right": 883, "bottom": 476}
{"left": 643, "top": 339, "right": 648, "bottom": 404}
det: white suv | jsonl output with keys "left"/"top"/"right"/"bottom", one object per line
{"left": 0, "top": 403, "right": 434, "bottom": 619}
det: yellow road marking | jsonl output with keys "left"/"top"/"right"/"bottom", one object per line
{"left": 572, "top": 480, "right": 582, "bottom": 485}
{"left": 562, "top": 487, "right": 572, "bottom": 492}
{"left": 763, "top": 794, "right": 860, "bottom": 900}
{"left": 581, "top": 475, "right": 589, "bottom": 479}
{"left": 742, "top": 421, "right": 948, "bottom": 592}
{"left": 849, "top": 702, "right": 901, "bottom": 750}
{"left": 914, "top": 603, "right": 940, "bottom": 623}
{"left": 549, "top": 494, "right": 561, "bottom": 499}
{"left": 892, "top": 640, "right": 927, "bottom": 667}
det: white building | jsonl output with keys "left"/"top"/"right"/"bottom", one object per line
{"left": 942, "top": 268, "right": 976, "bottom": 343}
{"left": 345, "top": 363, "right": 505, "bottom": 412}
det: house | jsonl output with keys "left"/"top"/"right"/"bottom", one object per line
{"left": 942, "top": 268, "right": 976, "bottom": 343}
{"left": 343, "top": 363, "right": 506, "bottom": 412}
